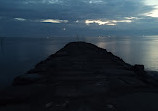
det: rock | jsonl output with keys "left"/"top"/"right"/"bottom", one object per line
{"left": 147, "top": 71, "right": 158, "bottom": 79}
{"left": 13, "top": 73, "right": 43, "bottom": 85}
{"left": 0, "top": 84, "right": 47, "bottom": 105}
{"left": 107, "top": 92, "right": 158, "bottom": 111}
{"left": 105, "top": 104, "right": 118, "bottom": 111}
{"left": 1, "top": 42, "right": 158, "bottom": 110}
{"left": 132, "top": 64, "right": 147, "bottom": 78}
{"left": 144, "top": 71, "right": 158, "bottom": 86}
{"left": 45, "top": 102, "right": 53, "bottom": 108}
{"left": 133, "top": 64, "right": 144, "bottom": 72}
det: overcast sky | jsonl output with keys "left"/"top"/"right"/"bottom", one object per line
{"left": 0, "top": 0, "right": 158, "bottom": 37}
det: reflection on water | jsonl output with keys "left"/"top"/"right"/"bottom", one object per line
{"left": 86, "top": 36, "right": 158, "bottom": 71}
{"left": 0, "top": 36, "right": 158, "bottom": 88}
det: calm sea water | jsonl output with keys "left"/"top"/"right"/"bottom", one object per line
{"left": 0, "top": 36, "right": 158, "bottom": 88}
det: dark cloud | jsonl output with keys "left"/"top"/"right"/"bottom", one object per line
{"left": 0, "top": 0, "right": 153, "bottom": 19}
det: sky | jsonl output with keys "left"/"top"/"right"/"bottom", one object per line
{"left": 0, "top": 0, "right": 158, "bottom": 37}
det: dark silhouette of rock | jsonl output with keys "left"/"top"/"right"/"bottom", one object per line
{"left": 13, "top": 73, "right": 44, "bottom": 85}
{"left": 133, "top": 64, "right": 144, "bottom": 71}
{"left": 1, "top": 42, "right": 158, "bottom": 111}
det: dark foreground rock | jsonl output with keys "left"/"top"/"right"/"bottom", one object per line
{"left": 1, "top": 42, "right": 158, "bottom": 111}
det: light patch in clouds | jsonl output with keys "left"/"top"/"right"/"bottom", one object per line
{"left": 23, "top": 1, "right": 36, "bottom": 4}
{"left": 14, "top": 18, "right": 26, "bottom": 21}
{"left": 124, "top": 17, "right": 138, "bottom": 20}
{"left": 45, "top": 0, "right": 63, "bottom": 4}
{"left": 144, "top": 6, "right": 158, "bottom": 17}
{"left": 88, "top": 0, "right": 105, "bottom": 4}
{"left": 75, "top": 20, "right": 79, "bottom": 23}
{"left": 85, "top": 20, "right": 116, "bottom": 26}
{"left": 144, "top": 0, "right": 158, "bottom": 18}
{"left": 85, "top": 19, "right": 132, "bottom": 26}
{"left": 40, "top": 19, "right": 68, "bottom": 23}
{"left": 23, "top": 0, "right": 63, "bottom": 4}
{"left": 144, "top": 0, "right": 158, "bottom": 6}
{"left": 115, "top": 20, "right": 132, "bottom": 23}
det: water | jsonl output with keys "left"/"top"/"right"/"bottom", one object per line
{"left": 0, "top": 36, "right": 158, "bottom": 88}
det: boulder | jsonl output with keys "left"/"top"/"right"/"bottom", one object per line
{"left": 133, "top": 64, "right": 144, "bottom": 72}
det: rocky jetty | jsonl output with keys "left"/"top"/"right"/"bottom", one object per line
{"left": 1, "top": 42, "right": 158, "bottom": 111}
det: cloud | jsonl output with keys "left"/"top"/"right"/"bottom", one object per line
{"left": 85, "top": 19, "right": 133, "bottom": 26}
{"left": 0, "top": 0, "right": 153, "bottom": 20}
{"left": 23, "top": 0, "right": 64, "bottom": 4}
{"left": 14, "top": 18, "right": 26, "bottom": 21}
{"left": 143, "top": 0, "right": 158, "bottom": 18}
{"left": 124, "top": 17, "right": 139, "bottom": 20}
{"left": 0, "top": 0, "right": 158, "bottom": 37}
{"left": 88, "top": 0, "right": 106, "bottom": 4}
{"left": 143, "top": 6, "right": 158, "bottom": 17}
{"left": 85, "top": 20, "right": 116, "bottom": 26}
{"left": 40, "top": 19, "right": 68, "bottom": 23}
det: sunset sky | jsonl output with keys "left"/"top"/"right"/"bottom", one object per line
{"left": 0, "top": 0, "right": 158, "bottom": 37}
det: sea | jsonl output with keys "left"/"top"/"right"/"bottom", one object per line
{"left": 0, "top": 35, "right": 158, "bottom": 88}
